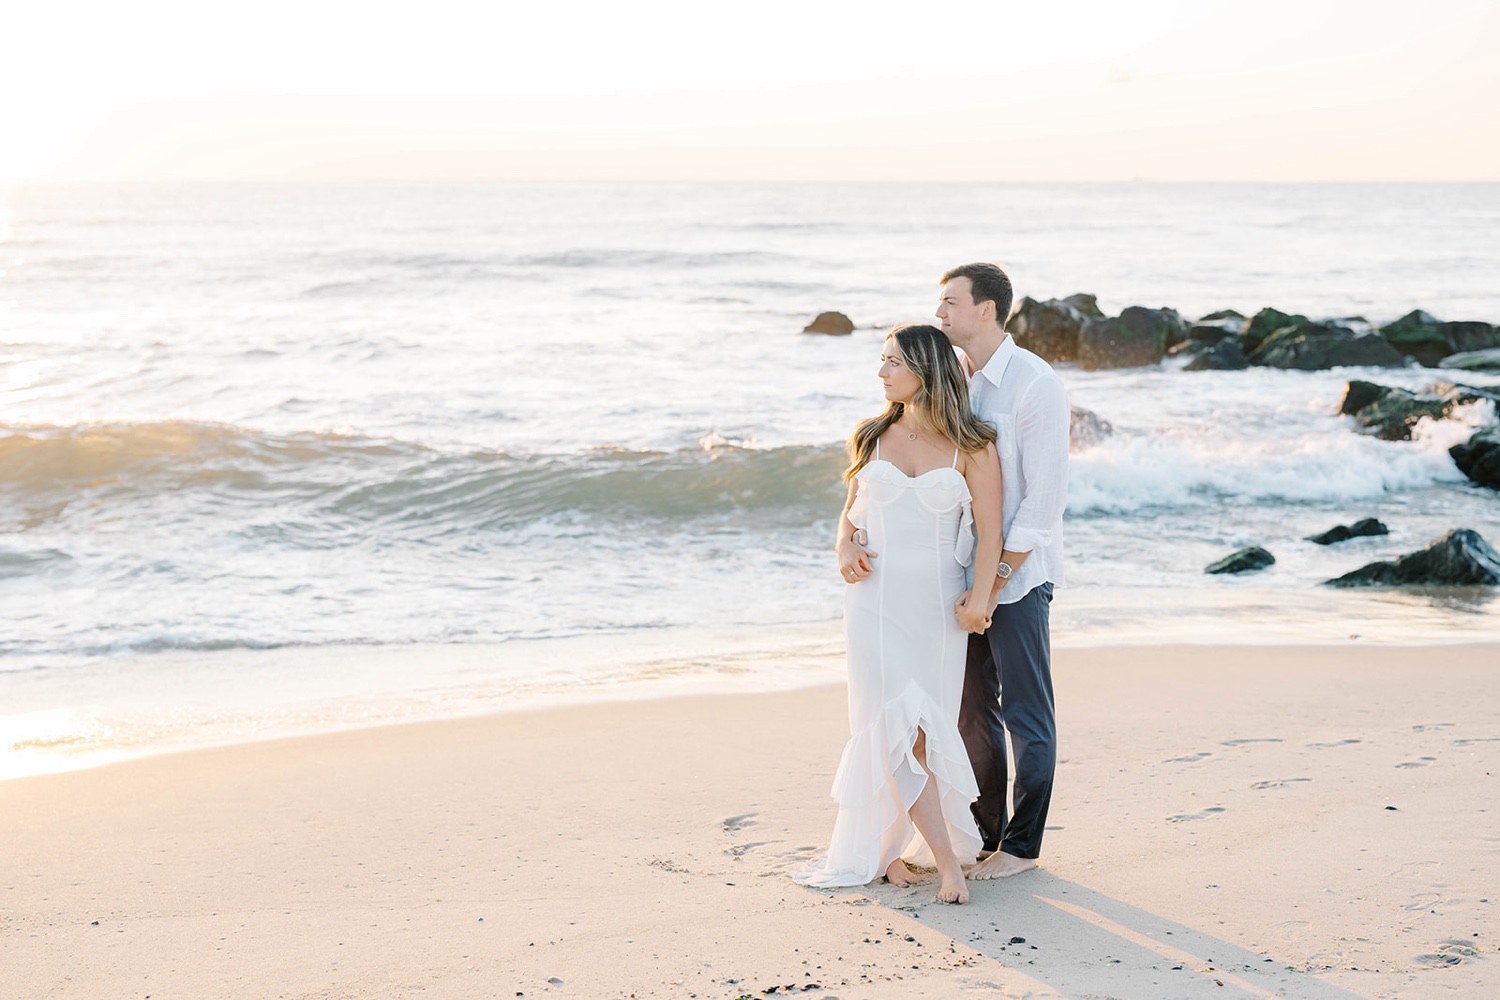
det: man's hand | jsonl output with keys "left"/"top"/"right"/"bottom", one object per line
{"left": 837, "top": 528, "right": 877, "bottom": 583}
{"left": 954, "top": 588, "right": 992, "bottom": 634}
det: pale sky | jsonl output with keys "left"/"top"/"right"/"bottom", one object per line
{"left": 3, "top": 0, "right": 1497, "bottom": 182}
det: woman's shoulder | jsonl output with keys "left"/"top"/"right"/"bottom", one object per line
{"left": 958, "top": 440, "right": 999, "bottom": 469}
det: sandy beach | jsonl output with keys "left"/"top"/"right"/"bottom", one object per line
{"left": 3, "top": 642, "right": 1496, "bottom": 999}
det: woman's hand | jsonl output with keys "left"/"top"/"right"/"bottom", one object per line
{"left": 954, "top": 588, "right": 992, "bottom": 634}
{"left": 837, "top": 528, "right": 877, "bottom": 584}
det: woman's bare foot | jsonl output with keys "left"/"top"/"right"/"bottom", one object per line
{"left": 967, "top": 851, "right": 1038, "bottom": 880}
{"left": 937, "top": 863, "right": 969, "bottom": 904}
{"left": 884, "top": 858, "right": 918, "bottom": 887}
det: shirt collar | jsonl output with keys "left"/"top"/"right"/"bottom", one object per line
{"left": 972, "top": 334, "right": 1017, "bottom": 389}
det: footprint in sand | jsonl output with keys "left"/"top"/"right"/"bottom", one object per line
{"left": 1164, "top": 752, "right": 1212, "bottom": 763}
{"left": 1454, "top": 737, "right": 1500, "bottom": 746}
{"left": 1166, "top": 807, "right": 1226, "bottom": 823}
{"left": 1396, "top": 757, "right": 1438, "bottom": 768}
{"left": 722, "top": 813, "right": 759, "bottom": 833}
{"left": 1390, "top": 861, "right": 1437, "bottom": 878}
{"left": 1251, "top": 778, "right": 1312, "bottom": 790}
{"left": 1412, "top": 723, "right": 1455, "bottom": 732}
{"left": 723, "top": 841, "right": 773, "bottom": 858}
{"left": 1308, "top": 739, "right": 1360, "bottom": 748}
{"left": 1415, "top": 940, "right": 1478, "bottom": 967}
{"left": 1221, "top": 738, "right": 1283, "bottom": 746}
{"left": 1403, "top": 891, "right": 1444, "bottom": 911}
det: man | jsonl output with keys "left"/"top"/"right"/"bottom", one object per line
{"left": 939, "top": 262, "right": 1069, "bottom": 879}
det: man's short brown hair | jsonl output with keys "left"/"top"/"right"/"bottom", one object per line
{"left": 941, "top": 262, "right": 1014, "bottom": 329}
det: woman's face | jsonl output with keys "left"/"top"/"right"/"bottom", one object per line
{"left": 878, "top": 338, "right": 922, "bottom": 405}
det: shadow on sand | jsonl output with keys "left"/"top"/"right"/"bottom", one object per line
{"left": 887, "top": 870, "right": 1369, "bottom": 1000}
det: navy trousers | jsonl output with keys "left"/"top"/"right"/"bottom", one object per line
{"left": 958, "top": 582, "right": 1055, "bottom": 859}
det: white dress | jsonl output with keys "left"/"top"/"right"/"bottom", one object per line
{"left": 794, "top": 444, "right": 983, "bottom": 887}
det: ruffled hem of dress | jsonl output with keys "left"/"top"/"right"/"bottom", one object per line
{"left": 790, "top": 681, "right": 982, "bottom": 888}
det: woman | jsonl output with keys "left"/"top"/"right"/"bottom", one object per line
{"left": 794, "top": 324, "right": 1003, "bottom": 904}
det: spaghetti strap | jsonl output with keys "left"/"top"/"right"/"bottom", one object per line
{"left": 876, "top": 438, "right": 881, "bottom": 461}
{"left": 951, "top": 447, "right": 960, "bottom": 469}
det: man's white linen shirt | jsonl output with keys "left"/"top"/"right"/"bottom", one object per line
{"left": 966, "top": 335, "right": 1069, "bottom": 605}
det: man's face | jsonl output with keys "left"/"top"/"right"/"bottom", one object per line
{"left": 936, "top": 276, "right": 989, "bottom": 345}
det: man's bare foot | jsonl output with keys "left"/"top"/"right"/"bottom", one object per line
{"left": 967, "top": 851, "right": 1039, "bottom": 881}
{"left": 937, "top": 866, "right": 969, "bottom": 903}
{"left": 885, "top": 858, "right": 919, "bottom": 887}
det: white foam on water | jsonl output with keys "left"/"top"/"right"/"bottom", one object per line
{"left": 1068, "top": 417, "right": 1473, "bottom": 515}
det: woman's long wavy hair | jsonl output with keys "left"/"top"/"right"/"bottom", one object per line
{"left": 844, "top": 324, "right": 996, "bottom": 481}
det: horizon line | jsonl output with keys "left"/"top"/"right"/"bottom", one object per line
{"left": 5, "top": 176, "right": 1500, "bottom": 187}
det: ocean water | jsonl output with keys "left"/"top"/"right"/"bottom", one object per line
{"left": 2, "top": 181, "right": 1498, "bottom": 776}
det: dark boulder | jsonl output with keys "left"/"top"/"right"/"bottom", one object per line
{"left": 1349, "top": 383, "right": 1472, "bottom": 441}
{"left": 1244, "top": 308, "right": 1312, "bottom": 353}
{"left": 1011, "top": 297, "right": 1086, "bottom": 362}
{"left": 1061, "top": 292, "right": 1105, "bottom": 319}
{"left": 1381, "top": 309, "right": 1441, "bottom": 336}
{"left": 1199, "top": 309, "right": 1246, "bottom": 323}
{"left": 1206, "top": 546, "right": 1275, "bottom": 575}
{"left": 1325, "top": 529, "right": 1500, "bottom": 587}
{"left": 1188, "top": 316, "right": 1246, "bottom": 343}
{"left": 1439, "top": 321, "right": 1500, "bottom": 356}
{"left": 1339, "top": 379, "right": 1389, "bottom": 415}
{"left": 1069, "top": 405, "right": 1114, "bottom": 451}
{"left": 1342, "top": 381, "right": 1498, "bottom": 440}
{"left": 1438, "top": 348, "right": 1500, "bottom": 372}
{"left": 1379, "top": 310, "right": 1447, "bottom": 366}
{"left": 1078, "top": 306, "right": 1188, "bottom": 370}
{"left": 1158, "top": 309, "right": 1190, "bottom": 349}
{"left": 1183, "top": 338, "right": 1249, "bottom": 371}
{"left": 1306, "top": 518, "right": 1389, "bottom": 545}
{"left": 1248, "top": 323, "right": 1405, "bottom": 370}
{"left": 1450, "top": 427, "right": 1500, "bottom": 490}
{"left": 803, "top": 311, "right": 854, "bottom": 335}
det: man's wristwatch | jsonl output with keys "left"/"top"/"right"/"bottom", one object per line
{"left": 996, "top": 562, "right": 1013, "bottom": 581}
